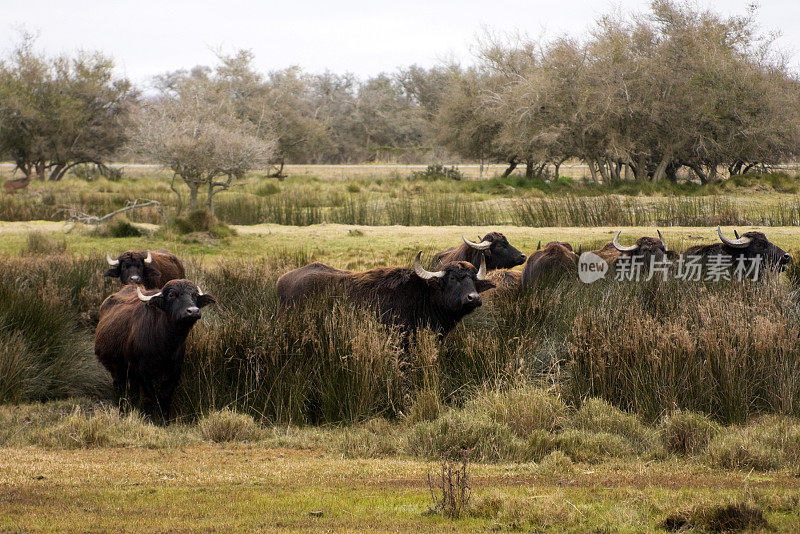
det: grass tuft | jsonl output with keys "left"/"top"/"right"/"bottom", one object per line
{"left": 198, "top": 409, "right": 262, "bottom": 442}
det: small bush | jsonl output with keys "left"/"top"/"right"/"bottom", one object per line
{"left": 93, "top": 218, "right": 142, "bottom": 238}
{"left": 569, "top": 398, "right": 657, "bottom": 452}
{"left": 663, "top": 501, "right": 767, "bottom": 532}
{"left": 198, "top": 409, "right": 262, "bottom": 442}
{"left": 525, "top": 428, "right": 634, "bottom": 463}
{"left": 405, "top": 410, "right": 522, "bottom": 462}
{"left": 35, "top": 406, "right": 183, "bottom": 448}
{"left": 23, "top": 232, "right": 67, "bottom": 255}
{"left": 471, "top": 387, "right": 566, "bottom": 437}
{"left": 660, "top": 410, "right": 721, "bottom": 455}
{"left": 411, "top": 164, "right": 463, "bottom": 181}
{"left": 171, "top": 210, "right": 235, "bottom": 239}
{"left": 706, "top": 415, "right": 800, "bottom": 470}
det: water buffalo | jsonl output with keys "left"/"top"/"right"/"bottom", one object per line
{"left": 105, "top": 250, "right": 185, "bottom": 289}
{"left": 277, "top": 253, "right": 495, "bottom": 336}
{"left": 685, "top": 227, "right": 791, "bottom": 274}
{"left": 591, "top": 231, "right": 675, "bottom": 268}
{"left": 95, "top": 279, "right": 215, "bottom": 423}
{"left": 522, "top": 241, "right": 579, "bottom": 286}
{"left": 432, "top": 233, "right": 526, "bottom": 271}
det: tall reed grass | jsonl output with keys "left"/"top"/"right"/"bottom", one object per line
{"left": 1, "top": 252, "right": 800, "bottom": 425}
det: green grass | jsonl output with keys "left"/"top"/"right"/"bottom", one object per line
{"left": 2, "top": 400, "right": 800, "bottom": 531}
{"left": 4, "top": 166, "right": 800, "bottom": 227}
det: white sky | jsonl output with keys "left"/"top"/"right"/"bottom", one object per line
{"left": 2, "top": 1, "right": 799, "bottom": 89}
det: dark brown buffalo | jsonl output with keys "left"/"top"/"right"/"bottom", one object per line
{"left": 432, "top": 233, "right": 526, "bottom": 271}
{"left": 95, "top": 279, "right": 215, "bottom": 423}
{"left": 685, "top": 227, "right": 791, "bottom": 274}
{"left": 277, "top": 253, "right": 495, "bottom": 336}
{"left": 105, "top": 250, "right": 185, "bottom": 289}
{"left": 522, "top": 241, "right": 579, "bottom": 286}
{"left": 591, "top": 231, "right": 675, "bottom": 268}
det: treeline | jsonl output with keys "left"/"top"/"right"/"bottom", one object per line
{"left": 1, "top": 1, "right": 799, "bottom": 185}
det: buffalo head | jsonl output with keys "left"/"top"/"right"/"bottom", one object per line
{"left": 717, "top": 227, "right": 791, "bottom": 272}
{"left": 137, "top": 279, "right": 216, "bottom": 326}
{"left": 106, "top": 250, "right": 157, "bottom": 285}
{"left": 414, "top": 252, "right": 495, "bottom": 314}
{"left": 463, "top": 232, "right": 526, "bottom": 269}
{"left": 612, "top": 230, "right": 675, "bottom": 264}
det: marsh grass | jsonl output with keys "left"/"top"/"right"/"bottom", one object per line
{"left": 4, "top": 171, "right": 800, "bottom": 227}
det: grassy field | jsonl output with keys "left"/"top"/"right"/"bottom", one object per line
{"left": 4, "top": 166, "right": 800, "bottom": 531}
{"left": 4, "top": 165, "right": 800, "bottom": 227}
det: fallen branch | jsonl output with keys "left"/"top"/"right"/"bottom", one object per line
{"left": 61, "top": 199, "right": 167, "bottom": 225}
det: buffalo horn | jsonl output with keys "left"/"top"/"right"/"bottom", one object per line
{"left": 657, "top": 229, "right": 666, "bottom": 247}
{"left": 462, "top": 235, "right": 491, "bottom": 250}
{"left": 136, "top": 286, "right": 161, "bottom": 302}
{"left": 144, "top": 250, "right": 153, "bottom": 264}
{"left": 476, "top": 254, "right": 487, "bottom": 280}
{"left": 106, "top": 252, "right": 119, "bottom": 266}
{"left": 612, "top": 231, "right": 638, "bottom": 252}
{"left": 413, "top": 252, "right": 445, "bottom": 280}
{"left": 717, "top": 226, "right": 751, "bottom": 248}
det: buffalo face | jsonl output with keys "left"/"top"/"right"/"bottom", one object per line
{"left": 413, "top": 254, "right": 495, "bottom": 314}
{"left": 137, "top": 279, "right": 216, "bottom": 326}
{"left": 106, "top": 251, "right": 158, "bottom": 285}
{"left": 612, "top": 231, "right": 673, "bottom": 266}
{"left": 463, "top": 232, "right": 526, "bottom": 269}
{"left": 718, "top": 228, "right": 791, "bottom": 272}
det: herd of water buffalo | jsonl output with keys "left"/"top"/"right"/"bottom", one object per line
{"left": 94, "top": 227, "right": 791, "bottom": 422}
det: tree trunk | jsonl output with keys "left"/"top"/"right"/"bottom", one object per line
{"left": 188, "top": 183, "right": 200, "bottom": 212}
{"left": 500, "top": 156, "right": 519, "bottom": 178}
{"left": 651, "top": 156, "right": 671, "bottom": 182}
{"left": 554, "top": 161, "right": 561, "bottom": 179}
{"left": 206, "top": 183, "right": 215, "bottom": 216}
{"left": 48, "top": 164, "right": 65, "bottom": 181}
{"left": 596, "top": 160, "right": 609, "bottom": 182}
{"left": 587, "top": 160, "right": 599, "bottom": 183}
{"left": 525, "top": 161, "right": 534, "bottom": 179}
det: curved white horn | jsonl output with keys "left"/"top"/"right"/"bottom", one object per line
{"left": 717, "top": 226, "right": 751, "bottom": 249}
{"left": 476, "top": 253, "right": 487, "bottom": 280}
{"left": 197, "top": 286, "right": 204, "bottom": 296}
{"left": 413, "top": 251, "right": 445, "bottom": 280}
{"left": 144, "top": 250, "right": 153, "bottom": 264}
{"left": 462, "top": 235, "right": 491, "bottom": 251}
{"left": 612, "top": 231, "right": 638, "bottom": 252}
{"left": 136, "top": 286, "right": 162, "bottom": 302}
{"left": 106, "top": 252, "right": 119, "bottom": 266}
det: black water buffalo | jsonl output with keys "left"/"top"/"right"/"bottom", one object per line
{"left": 591, "top": 231, "right": 675, "bottom": 268}
{"left": 432, "top": 233, "right": 526, "bottom": 271}
{"left": 95, "top": 279, "right": 215, "bottom": 423}
{"left": 522, "top": 241, "right": 579, "bottom": 286}
{"left": 105, "top": 250, "right": 185, "bottom": 289}
{"left": 685, "top": 227, "right": 791, "bottom": 274}
{"left": 277, "top": 253, "right": 495, "bottom": 336}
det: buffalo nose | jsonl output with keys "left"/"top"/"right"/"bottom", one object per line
{"left": 465, "top": 292, "right": 482, "bottom": 306}
{"left": 130, "top": 275, "right": 141, "bottom": 283}
{"left": 186, "top": 306, "right": 200, "bottom": 317}
{"left": 520, "top": 253, "right": 527, "bottom": 261}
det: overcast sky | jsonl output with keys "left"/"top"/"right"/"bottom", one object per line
{"left": 2, "top": 0, "right": 799, "bottom": 89}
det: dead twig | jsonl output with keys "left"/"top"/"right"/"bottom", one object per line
{"left": 61, "top": 199, "right": 167, "bottom": 225}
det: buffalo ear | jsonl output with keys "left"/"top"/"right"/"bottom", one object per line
{"left": 145, "top": 294, "right": 167, "bottom": 310}
{"left": 104, "top": 267, "right": 120, "bottom": 278}
{"left": 476, "top": 280, "right": 496, "bottom": 292}
{"left": 666, "top": 250, "right": 680, "bottom": 261}
{"left": 197, "top": 294, "right": 216, "bottom": 308}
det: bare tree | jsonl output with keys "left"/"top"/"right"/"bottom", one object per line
{"left": 131, "top": 58, "right": 276, "bottom": 215}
